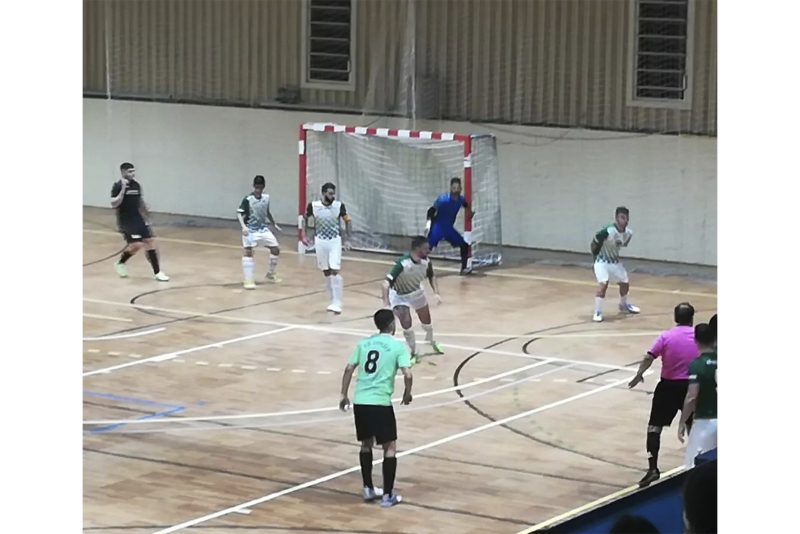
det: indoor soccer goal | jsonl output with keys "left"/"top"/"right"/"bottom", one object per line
{"left": 298, "top": 123, "right": 503, "bottom": 269}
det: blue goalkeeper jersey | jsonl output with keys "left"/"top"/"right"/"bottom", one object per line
{"left": 432, "top": 193, "right": 467, "bottom": 227}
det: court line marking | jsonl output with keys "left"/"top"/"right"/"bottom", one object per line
{"left": 83, "top": 327, "right": 166, "bottom": 341}
{"left": 152, "top": 376, "right": 634, "bottom": 534}
{"left": 83, "top": 312, "right": 133, "bottom": 323}
{"left": 83, "top": 228, "right": 717, "bottom": 298}
{"left": 82, "top": 326, "right": 296, "bottom": 377}
{"left": 513, "top": 465, "right": 685, "bottom": 533}
{"left": 82, "top": 299, "right": 647, "bottom": 371}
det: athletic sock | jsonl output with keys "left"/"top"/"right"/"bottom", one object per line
{"left": 325, "top": 276, "right": 333, "bottom": 302}
{"left": 332, "top": 274, "right": 344, "bottom": 304}
{"left": 421, "top": 323, "right": 434, "bottom": 342}
{"left": 145, "top": 249, "right": 161, "bottom": 274}
{"left": 382, "top": 456, "right": 397, "bottom": 496}
{"left": 267, "top": 254, "right": 279, "bottom": 275}
{"left": 620, "top": 294, "right": 629, "bottom": 306}
{"left": 242, "top": 257, "right": 254, "bottom": 281}
{"left": 646, "top": 431, "right": 661, "bottom": 471}
{"left": 403, "top": 328, "right": 417, "bottom": 353}
{"left": 459, "top": 244, "right": 469, "bottom": 271}
{"left": 594, "top": 297, "right": 604, "bottom": 314}
{"left": 359, "top": 450, "right": 374, "bottom": 489}
{"left": 118, "top": 251, "right": 133, "bottom": 264}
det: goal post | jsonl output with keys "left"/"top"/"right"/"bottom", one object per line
{"left": 298, "top": 122, "right": 503, "bottom": 269}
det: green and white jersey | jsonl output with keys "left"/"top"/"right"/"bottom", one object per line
{"left": 688, "top": 351, "right": 717, "bottom": 420}
{"left": 387, "top": 253, "right": 433, "bottom": 295}
{"left": 306, "top": 200, "right": 348, "bottom": 240}
{"left": 349, "top": 333, "right": 411, "bottom": 406}
{"left": 594, "top": 224, "right": 633, "bottom": 264}
{"left": 238, "top": 193, "right": 271, "bottom": 232}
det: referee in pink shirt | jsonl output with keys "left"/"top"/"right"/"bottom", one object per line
{"left": 629, "top": 302, "right": 699, "bottom": 487}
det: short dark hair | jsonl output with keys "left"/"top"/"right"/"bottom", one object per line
{"left": 615, "top": 206, "right": 629, "bottom": 217}
{"left": 708, "top": 314, "right": 717, "bottom": 342}
{"left": 411, "top": 235, "right": 428, "bottom": 250}
{"left": 450, "top": 177, "right": 462, "bottom": 186}
{"left": 253, "top": 175, "right": 265, "bottom": 187}
{"left": 373, "top": 309, "right": 395, "bottom": 332}
{"left": 694, "top": 323, "right": 715, "bottom": 347}
{"left": 682, "top": 461, "right": 717, "bottom": 533}
{"left": 322, "top": 182, "right": 336, "bottom": 193}
{"left": 674, "top": 302, "right": 695, "bottom": 326}
{"left": 608, "top": 514, "right": 660, "bottom": 534}
{"left": 120, "top": 162, "right": 134, "bottom": 171}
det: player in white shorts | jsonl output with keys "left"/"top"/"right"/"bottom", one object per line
{"left": 590, "top": 206, "right": 640, "bottom": 322}
{"left": 381, "top": 236, "right": 444, "bottom": 364}
{"left": 302, "top": 182, "right": 352, "bottom": 314}
{"left": 237, "top": 175, "right": 282, "bottom": 289}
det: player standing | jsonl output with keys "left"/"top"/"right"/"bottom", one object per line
{"left": 302, "top": 183, "right": 352, "bottom": 314}
{"left": 382, "top": 236, "right": 444, "bottom": 364}
{"left": 237, "top": 175, "right": 282, "bottom": 289}
{"left": 590, "top": 206, "right": 640, "bottom": 322}
{"left": 678, "top": 322, "right": 717, "bottom": 468}
{"left": 110, "top": 162, "right": 169, "bottom": 281}
{"left": 629, "top": 302, "right": 699, "bottom": 487}
{"left": 339, "top": 309, "right": 413, "bottom": 508}
{"left": 425, "top": 177, "right": 474, "bottom": 275}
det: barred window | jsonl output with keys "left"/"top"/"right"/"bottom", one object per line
{"left": 303, "top": 0, "right": 355, "bottom": 89}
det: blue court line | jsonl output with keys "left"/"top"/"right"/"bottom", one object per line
{"left": 83, "top": 390, "right": 181, "bottom": 409}
{"left": 85, "top": 406, "right": 186, "bottom": 435}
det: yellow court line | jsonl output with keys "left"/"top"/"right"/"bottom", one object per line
{"left": 513, "top": 466, "right": 684, "bottom": 533}
{"left": 83, "top": 228, "right": 717, "bottom": 299}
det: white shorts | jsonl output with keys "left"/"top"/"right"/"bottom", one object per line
{"left": 315, "top": 236, "right": 342, "bottom": 270}
{"left": 242, "top": 229, "right": 279, "bottom": 249}
{"left": 390, "top": 287, "right": 428, "bottom": 310}
{"left": 684, "top": 418, "right": 717, "bottom": 468}
{"left": 594, "top": 261, "right": 629, "bottom": 284}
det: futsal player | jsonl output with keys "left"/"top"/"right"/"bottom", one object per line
{"left": 382, "top": 236, "right": 444, "bottom": 364}
{"left": 425, "top": 177, "right": 474, "bottom": 275}
{"left": 237, "top": 175, "right": 282, "bottom": 289}
{"left": 302, "top": 183, "right": 352, "bottom": 314}
{"left": 110, "top": 162, "right": 169, "bottom": 281}
{"left": 339, "top": 309, "right": 414, "bottom": 508}
{"left": 590, "top": 206, "right": 639, "bottom": 322}
{"left": 678, "top": 322, "right": 717, "bottom": 468}
{"left": 629, "top": 302, "right": 699, "bottom": 487}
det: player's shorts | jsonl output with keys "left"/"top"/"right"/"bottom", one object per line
{"left": 684, "top": 418, "right": 717, "bottom": 469}
{"left": 648, "top": 378, "right": 690, "bottom": 428}
{"left": 119, "top": 219, "right": 153, "bottom": 243}
{"left": 428, "top": 223, "right": 467, "bottom": 249}
{"left": 389, "top": 287, "right": 428, "bottom": 310}
{"left": 242, "top": 229, "right": 279, "bottom": 249}
{"left": 594, "top": 261, "right": 629, "bottom": 284}
{"left": 315, "top": 236, "right": 342, "bottom": 270}
{"left": 353, "top": 404, "right": 397, "bottom": 445}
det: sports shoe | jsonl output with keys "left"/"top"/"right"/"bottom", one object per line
{"left": 409, "top": 353, "right": 419, "bottom": 366}
{"left": 638, "top": 468, "right": 660, "bottom": 488}
{"left": 114, "top": 262, "right": 128, "bottom": 278}
{"left": 431, "top": 341, "right": 444, "bottom": 354}
{"left": 154, "top": 272, "right": 170, "bottom": 282}
{"left": 327, "top": 303, "right": 342, "bottom": 315}
{"left": 380, "top": 493, "right": 403, "bottom": 508}
{"left": 243, "top": 280, "right": 256, "bottom": 290}
{"left": 460, "top": 267, "right": 473, "bottom": 276}
{"left": 619, "top": 303, "right": 641, "bottom": 314}
{"left": 265, "top": 272, "right": 280, "bottom": 283}
{"left": 593, "top": 312, "right": 603, "bottom": 323}
{"left": 362, "top": 487, "right": 383, "bottom": 503}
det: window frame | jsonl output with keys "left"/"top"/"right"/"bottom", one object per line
{"left": 300, "top": 0, "right": 357, "bottom": 92}
{"left": 626, "top": 0, "right": 695, "bottom": 111}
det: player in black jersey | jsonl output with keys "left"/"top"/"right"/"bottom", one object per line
{"left": 110, "top": 162, "right": 169, "bottom": 281}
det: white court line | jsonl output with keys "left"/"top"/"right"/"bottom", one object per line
{"left": 83, "top": 313, "right": 132, "bottom": 323}
{"left": 83, "top": 359, "right": 555, "bottom": 426}
{"left": 82, "top": 299, "right": 638, "bottom": 370}
{"left": 83, "top": 327, "right": 166, "bottom": 341}
{"left": 82, "top": 326, "right": 296, "bottom": 377}
{"left": 152, "top": 376, "right": 633, "bottom": 534}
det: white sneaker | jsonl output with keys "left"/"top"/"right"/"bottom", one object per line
{"left": 619, "top": 303, "right": 641, "bottom": 314}
{"left": 243, "top": 280, "right": 256, "bottom": 290}
{"left": 154, "top": 272, "right": 170, "bottom": 282}
{"left": 593, "top": 312, "right": 603, "bottom": 323}
{"left": 327, "top": 302, "right": 342, "bottom": 315}
{"left": 362, "top": 487, "right": 383, "bottom": 502}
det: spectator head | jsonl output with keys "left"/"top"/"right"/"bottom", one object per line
{"left": 674, "top": 302, "right": 695, "bottom": 326}
{"left": 694, "top": 323, "right": 715, "bottom": 351}
{"left": 683, "top": 461, "right": 717, "bottom": 533}
{"left": 609, "top": 514, "right": 660, "bottom": 533}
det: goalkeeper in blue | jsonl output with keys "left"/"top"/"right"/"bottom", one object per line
{"left": 425, "top": 177, "right": 474, "bottom": 275}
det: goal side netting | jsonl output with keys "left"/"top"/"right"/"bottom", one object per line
{"left": 298, "top": 123, "right": 503, "bottom": 268}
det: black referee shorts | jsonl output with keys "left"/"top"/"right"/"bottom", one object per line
{"left": 119, "top": 220, "right": 153, "bottom": 244}
{"left": 353, "top": 404, "right": 397, "bottom": 445}
{"left": 648, "top": 379, "right": 690, "bottom": 427}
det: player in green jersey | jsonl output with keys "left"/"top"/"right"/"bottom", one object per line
{"left": 382, "top": 235, "right": 444, "bottom": 364}
{"left": 236, "top": 175, "right": 282, "bottom": 289}
{"left": 678, "top": 323, "right": 718, "bottom": 468}
{"left": 339, "top": 309, "right": 413, "bottom": 508}
{"left": 590, "top": 206, "right": 640, "bottom": 322}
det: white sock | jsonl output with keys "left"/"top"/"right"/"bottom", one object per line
{"left": 594, "top": 297, "right": 604, "bottom": 314}
{"left": 421, "top": 323, "right": 434, "bottom": 342}
{"left": 620, "top": 294, "right": 628, "bottom": 305}
{"left": 268, "top": 254, "right": 279, "bottom": 275}
{"left": 332, "top": 274, "right": 344, "bottom": 304}
{"left": 403, "top": 328, "right": 417, "bottom": 354}
{"left": 242, "top": 257, "right": 254, "bottom": 282}
{"left": 325, "top": 276, "right": 334, "bottom": 302}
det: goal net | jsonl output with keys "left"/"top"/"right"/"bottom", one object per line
{"left": 299, "top": 123, "right": 503, "bottom": 268}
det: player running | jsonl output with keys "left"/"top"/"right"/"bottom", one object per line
{"left": 111, "top": 162, "right": 169, "bottom": 281}
{"left": 382, "top": 236, "right": 444, "bottom": 364}
{"left": 339, "top": 309, "right": 414, "bottom": 508}
{"left": 590, "top": 206, "right": 640, "bottom": 322}
{"left": 678, "top": 322, "right": 717, "bottom": 468}
{"left": 425, "top": 177, "right": 474, "bottom": 275}
{"left": 237, "top": 175, "right": 282, "bottom": 289}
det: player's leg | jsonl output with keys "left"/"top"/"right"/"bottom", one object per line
{"left": 391, "top": 302, "right": 417, "bottom": 360}
{"left": 327, "top": 236, "right": 344, "bottom": 313}
{"left": 353, "top": 405, "right": 383, "bottom": 502}
{"left": 142, "top": 237, "right": 169, "bottom": 281}
{"left": 640, "top": 380, "right": 683, "bottom": 487}
{"left": 115, "top": 230, "right": 142, "bottom": 278}
{"left": 443, "top": 226, "right": 471, "bottom": 275}
{"left": 615, "top": 263, "right": 640, "bottom": 314}
{"left": 375, "top": 406, "right": 401, "bottom": 507}
{"left": 315, "top": 240, "right": 337, "bottom": 311}
{"left": 256, "top": 229, "right": 281, "bottom": 282}
{"left": 593, "top": 263, "right": 611, "bottom": 322}
{"left": 684, "top": 419, "right": 716, "bottom": 469}
{"left": 241, "top": 232, "right": 257, "bottom": 289}
{"left": 414, "top": 297, "right": 443, "bottom": 355}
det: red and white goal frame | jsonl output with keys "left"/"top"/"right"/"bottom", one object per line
{"left": 297, "top": 122, "right": 502, "bottom": 268}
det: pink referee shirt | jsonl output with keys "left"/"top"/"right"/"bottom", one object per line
{"left": 648, "top": 325, "right": 699, "bottom": 380}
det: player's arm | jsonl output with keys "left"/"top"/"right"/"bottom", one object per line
{"left": 629, "top": 334, "right": 664, "bottom": 388}
{"left": 462, "top": 198, "right": 474, "bottom": 220}
{"left": 590, "top": 227, "right": 610, "bottom": 257}
{"left": 425, "top": 197, "right": 442, "bottom": 234}
{"left": 339, "top": 203, "right": 353, "bottom": 244}
{"left": 302, "top": 202, "right": 315, "bottom": 244}
{"left": 426, "top": 261, "right": 441, "bottom": 302}
{"left": 236, "top": 198, "right": 250, "bottom": 235}
{"left": 266, "top": 205, "right": 281, "bottom": 231}
{"left": 110, "top": 180, "right": 126, "bottom": 208}
{"left": 382, "top": 261, "right": 404, "bottom": 307}
{"left": 677, "top": 362, "right": 701, "bottom": 442}
{"left": 139, "top": 197, "right": 151, "bottom": 220}
{"left": 622, "top": 231, "right": 633, "bottom": 247}
{"left": 339, "top": 346, "right": 360, "bottom": 411}
{"left": 398, "top": 349, "right": 413, "bottom": 405}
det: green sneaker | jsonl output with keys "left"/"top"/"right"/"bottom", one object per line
{"left": 266, "top": 272, "right": 281, "bottom": 283}
{"left": 431, "top": 341, "right": 444, "bottom": 355}
{"left": 114, "top": 262, "right": 128, "bottom": 278}
{"left": 409, "top": 353, "right": 419, "bottom": 366}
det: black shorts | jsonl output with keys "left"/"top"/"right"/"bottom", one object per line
{"left": 648, "top": 379, "right": 690, "bottom": 427}
{"left": 353, "top": 404, "right": 397, "bottom": 445}
{"left": 119, "top": 220, "right": 153, "bottom": 243}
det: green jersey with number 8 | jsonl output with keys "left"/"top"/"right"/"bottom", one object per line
{"left": 349, "top": 333, "right": 412, "bottom": 406}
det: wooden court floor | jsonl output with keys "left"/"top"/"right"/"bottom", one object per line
{"left": 82, "top": 207, "right": 717, "bottom": 534}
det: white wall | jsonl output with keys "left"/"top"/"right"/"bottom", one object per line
{"left": 84, "top": 99, "right": 716, "bottom": 265}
